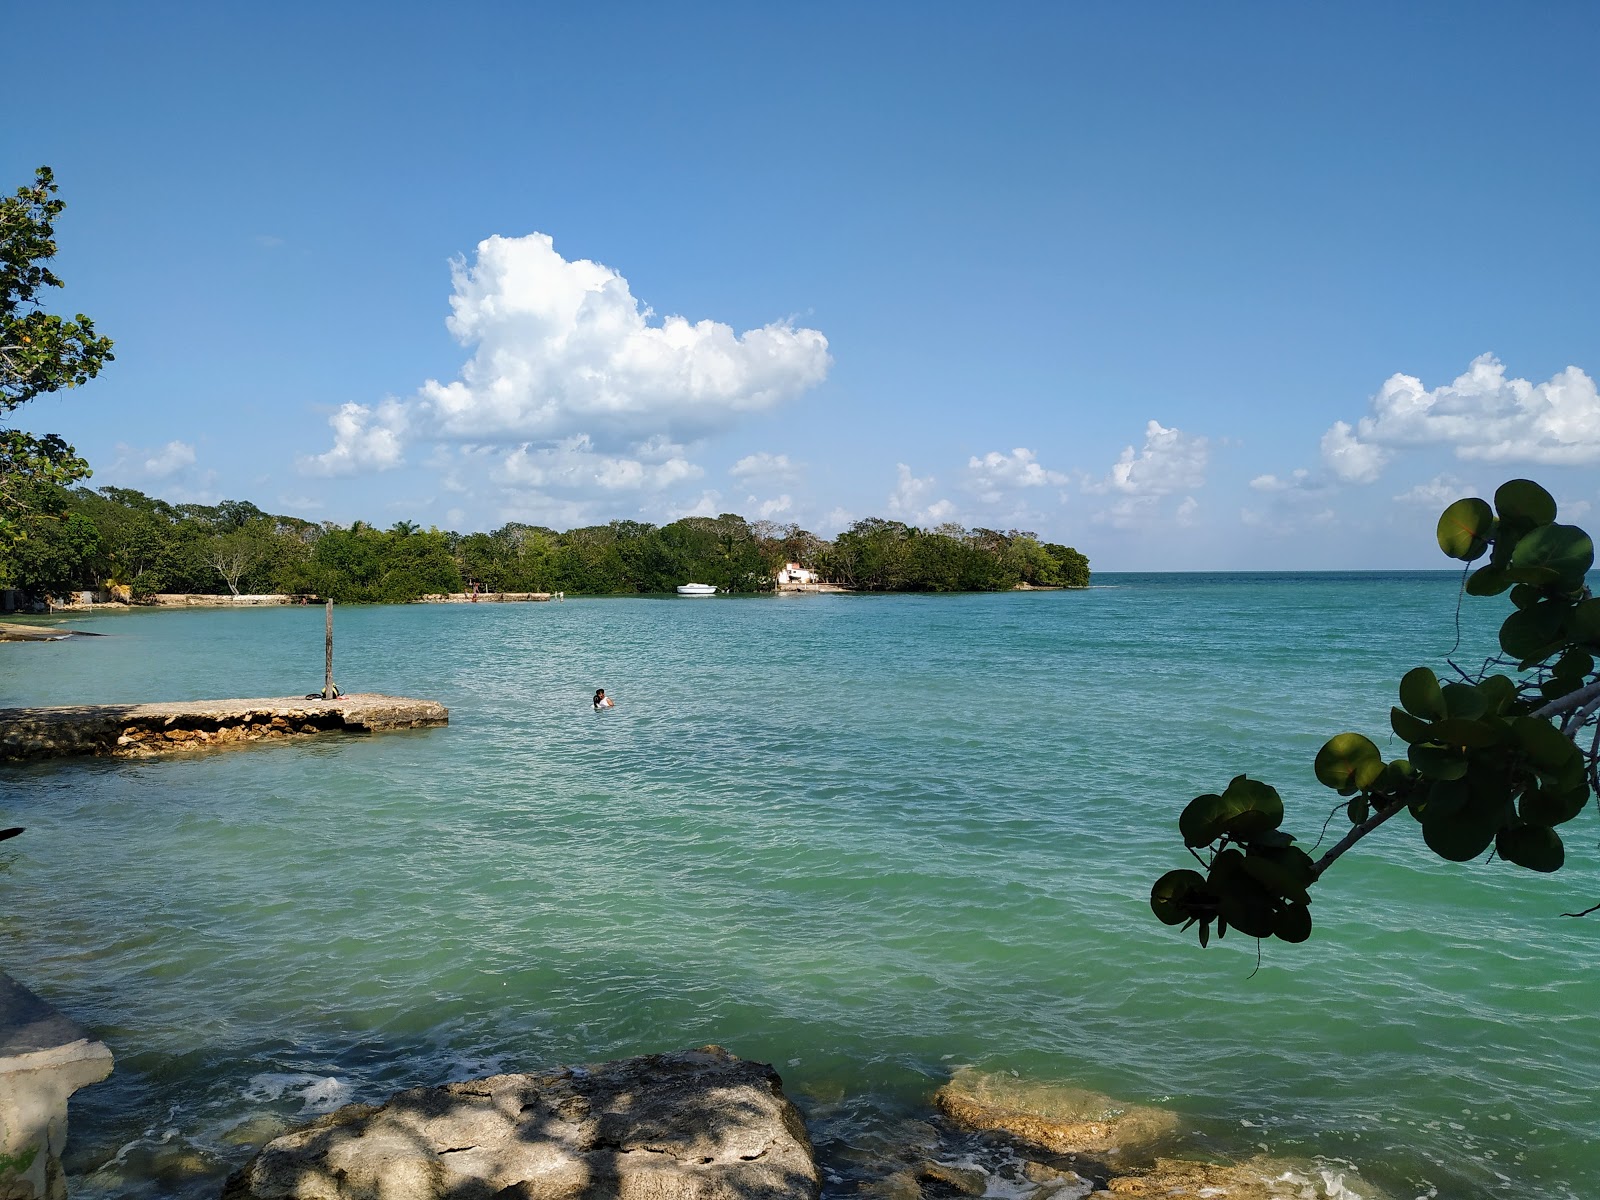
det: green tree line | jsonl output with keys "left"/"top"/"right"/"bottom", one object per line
{"left": 0, "top": 486, "right": 1090, "bottom": 604}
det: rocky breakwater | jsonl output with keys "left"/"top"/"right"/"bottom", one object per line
{"left": 223, "top": 1047, "right": 818, "bottom": 1200}
{"left": 0, "top": 694, "right": 448, "bottom": 762}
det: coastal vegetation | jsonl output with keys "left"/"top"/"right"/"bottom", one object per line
{"left": 0, "top": 166, "right": 114, "bottom": 553}
{"left": 1151, "top": 478, "right": 1599, "bottom": 947}
{"left": 0, "top": 485, "right": 1090, "bottom": 603}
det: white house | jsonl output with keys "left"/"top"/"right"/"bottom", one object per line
{"left": 777, "top": 562, "right": 818, "bottom": 585}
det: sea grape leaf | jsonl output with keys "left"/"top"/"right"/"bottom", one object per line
{"left": 1495, "top": 479, "right": 1557, "bottom": 526}
{"left": 1430, "top": 717, "right": 1503, "bottom": 750}
{"left": 1421, "top": 805, "right": 1500, "bottom": 862}
{"left": 1499, "top": 603, "right": 1567, "bottom": 662}
{"left": 1436, "top": 498, "right": 1494, "bottom": 561}
{"left": 1512, "top": 716, "right": 1581, "bottom": 772}
{"left": 1496, "top": 825, "right": 1564, "bottom": 873}
{"left": 1398, "top": 667, "right": 1446, "bottom": 720}
{"left": 1571, "top": 598, "right": 1600, "bottom": 645}
{"left": 1314, "top": 733, "right": 1383, "bottom": 794}
{"left": 1465, "top": 565, "right": 1512, "bottom": 596}
{"left": 1509, "top": 524, "right": 1594, "bottom": 592}
{"left": 1150, "top": 869, "right": 1208, "bottom": 925}
{"left": 1409, "top": 744, "right": 1468, "bottom": 780}
{"left": 1440, "top": 682, "right": 1488, "bottom": 721}
{"left": 1477, "top": 675, "right": 1517, "bottom": 715}
{"left": 1272, "top": 903, "right": 1312, "bottom": 943}
{"left": 1390, "top": 706, "right": 1434, "bottom": 745}
{"left": 1518, "top": 779, "right": 1588, "bottom": 828}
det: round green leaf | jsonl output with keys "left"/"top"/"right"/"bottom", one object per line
{"left": 1398, "top": 666, "right": 1446, "bottom": 719}
{"left": 1430, "top": 717, "right": 1504, "bottom": 750}
{"left": 1440, "top": 682, "right": 1488, "bottom": 721}
{"left": 1511, "top": 716, "right": 1582, "bottom": 772}
{"left": 1494, "top": 479, "right": 1557, "bottom": 526}
{"left": 1314, "top": 733, "right": 1383, "bottom": 793}
{"left": 1499, "top": 602, "right": 1567, "bottom": 662}
{"left": 1436, "top": 498, "right": 1494, "bottom": 561}
{"left": 1179, "top": 792, "right": 1228, "bottom": 848}
{"left": 1476, "top": 675, "right": 1517, "bottom": 715}
{"left": 1496, "top": 825, "right": 1564, "bottom": 873}
{"left": 1570, "top": 598, "right": 1600, "bottom": 645}
{"left": 1518, "top": 780, "right": 1588, "bottom": 828}
{"left": 1390, "top": 706, "right": 1434, "bottom": 745}
{"left": 1271, "top": 902, "right": 1312, "bottom": 943}
{"left": 1464, "top": 565, "right": 1512, "bottom": 596}
{"left": 1421, "top": 807, "right": 1499, "bottom": 862}
{"left": 1150, "top": 868, "right": 1207, "bottom": 925}
{"left": 1510, "top": 523, "right": 1594, "bottom": 592}
{"left": 1409, "top": 744, "right": 1468, "bottom": 781}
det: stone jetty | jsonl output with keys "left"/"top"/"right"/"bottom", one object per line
{"left": 0, "top": 694, "right": 448, "bottom": 762}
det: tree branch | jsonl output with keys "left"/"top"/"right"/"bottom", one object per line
{"left": 1530, "top": 679, "right": 1600, "bottom": 722}
{"left": 1311, "top": 798, "right": 1409, "bottom": 880}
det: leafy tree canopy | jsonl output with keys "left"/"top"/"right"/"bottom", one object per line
{"left": 1151, "top": 479, "right": 1598, "bottom": 948}
{"left": 0, "top": 166, "right": 113, "bottom": 553}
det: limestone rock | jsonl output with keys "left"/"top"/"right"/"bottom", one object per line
{"left": 222, "top": 1046, "right": 819, "bottom": 1200}
{"left": 933, "top": 1070, "right": 1182, "bottom": 1163}
{"left": 1097, "top": 1154, "right": 1385, "bottom": 1198}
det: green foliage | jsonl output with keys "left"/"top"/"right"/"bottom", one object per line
{"left": 4, "top": 485, "right": 1093, "bottom": 606}
{"left": 0, "top": 167, "right": 112, "bottom": 550}
{"left": 1152, "top": 478, "right": 1599, "bottom": 949}
{"left": 817, "top": 520, "right": 1088, "bottom": 592}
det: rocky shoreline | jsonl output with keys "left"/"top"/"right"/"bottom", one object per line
{"left": 215, "top": 1048, "right": 1382, "bottom": 1200}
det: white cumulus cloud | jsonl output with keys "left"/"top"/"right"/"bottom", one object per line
{"left": 888, "top": 464, "right": 955, "bottom": 526}
{"left": 493, "top": 436, "right": 702, "bottom": 493}
{"left": 302, "top": 233, "right": 832, "bottom": 515}
{"left": 300, "top": 400, "right": 409, "bottom": 477}
{"left": 419, "top": 233, "right": 830, "bottom": 445}
{"left": 729, "top": 452, "right": 802, "bottom": 484}
{"left": 1092, "top": 420, "right": 1209, "bottom": 496}
{"left": 1321, "top": 354, "right": 1600, "bottom": 483}
{"left": 965, "top": 448, "right": 1068, "bottom": 503}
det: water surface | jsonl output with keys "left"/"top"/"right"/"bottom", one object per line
{"left": 1, "top": 575, "right": 1594, "bottom": 1199}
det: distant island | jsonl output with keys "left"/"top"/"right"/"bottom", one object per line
{"left": 1, "top": 487, "right": 1089, "bottom": 607}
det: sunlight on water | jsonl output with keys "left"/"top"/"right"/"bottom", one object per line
{"left": 1, "top": 575, "right": 1594, "bottom": 1199}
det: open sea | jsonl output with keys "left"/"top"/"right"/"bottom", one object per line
{"left": 1, "top": 573, "right": 1596, "bottom": 1199}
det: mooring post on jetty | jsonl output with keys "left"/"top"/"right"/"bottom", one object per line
{"left": 323, "top": 599, "right": 335, "bottom": 700}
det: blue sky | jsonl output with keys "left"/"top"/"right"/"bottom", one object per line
{"left": 12, "top": 3, "right": 1599, "bottom": 569}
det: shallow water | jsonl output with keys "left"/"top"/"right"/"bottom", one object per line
{"left": 1, "top": 575, "right": 1595, "bottom": 1199}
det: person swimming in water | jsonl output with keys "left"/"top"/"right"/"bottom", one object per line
{"left": 593, "top": 688, "right": 614, "bottom": 710}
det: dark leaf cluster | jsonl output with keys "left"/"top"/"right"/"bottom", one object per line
{"left": 1151, "top": 479, "right": 1598, "bottom": 949}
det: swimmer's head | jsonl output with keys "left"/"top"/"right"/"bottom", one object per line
{"left": 593, "top": 689, "right": 606, "bottom": 703}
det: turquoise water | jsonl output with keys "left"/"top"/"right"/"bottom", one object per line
{"left": 1, "top": 575, "right": 1595, "bottom": 1199}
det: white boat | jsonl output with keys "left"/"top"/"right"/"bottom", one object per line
{"left": 675, "top": 583, "right": 718, "bottom": 596}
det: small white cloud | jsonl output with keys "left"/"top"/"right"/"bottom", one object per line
{"left": 1091, "top": 420, "right": 1209, "bottom": 496}
{"left": 1320, "top": 354, "right": 1600, "bottom": 484}
{"left": 1321, "top": 420, "right": 1387, "bottom": 484}
{"left": 965, "top": 448, "right": 1068, "bottom": 503}
{"left": 749, "top": 494, "right": 793, "bottom": 518}
{"left": 887, "top": 464, "right": 956, "bottom": 526}
{"left": 674, "top": 490, "right": 723, "bottom": 519}
{"left": 494, "top": 436, "right": 702, "bottom": 492}
{"left": 299, "top": 400, "right": 409, "bottom": 477}
{"left": 141, "top": 440, "right": 196, "bottom": 478}
{"left": 730, "top": 452, "right": 802, "bottom": 483}
{"left": 101, "top": 440, "right": 217, "bottom": 501}
{"left": 1175, "top": 496, "right": 1199, "bottom": 526}
{"left": 1393, "top": 475, "right": 1473, "bottom": 506}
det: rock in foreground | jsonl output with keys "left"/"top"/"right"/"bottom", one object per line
{"left": 222, "top": 1046, "right": 818, "bottom": 1200}
{"left": 934, "top": 1068, "right": 1183, "bottom": 1164}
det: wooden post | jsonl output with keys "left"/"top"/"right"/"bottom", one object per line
{"left": 323, "top": 599, "right": 335, "bottom": 700}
